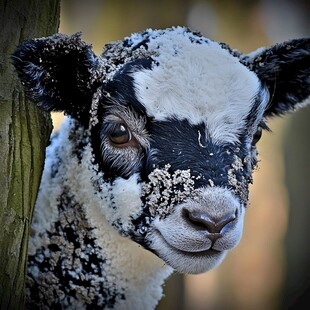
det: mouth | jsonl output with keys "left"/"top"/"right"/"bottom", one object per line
{"left": 153, "top": 228, "right": 221, "bottom": 255}
{"left": 148, "top": 229, "right": 227, "bottom": 274}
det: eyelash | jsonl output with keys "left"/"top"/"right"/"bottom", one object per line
{"left": 252, "top": 120, "right": 269, "bottom": 146}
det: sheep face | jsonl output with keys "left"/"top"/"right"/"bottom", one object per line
{"left": 94, "top": 37, "right": 268, "bottom": 274}
{"left": 13, "top": 27, "right": 310, "bottom": 274}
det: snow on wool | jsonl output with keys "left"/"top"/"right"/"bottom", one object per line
{"left": 12, "top": 26, "right": 310, "bottom": 309}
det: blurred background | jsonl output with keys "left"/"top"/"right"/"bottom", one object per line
{"left": 55, "top": 0, "right": 310, "bottom": 309}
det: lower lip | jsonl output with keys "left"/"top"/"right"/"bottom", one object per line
{"left": 153, "top": 230, "right": 222, "bottom": 257}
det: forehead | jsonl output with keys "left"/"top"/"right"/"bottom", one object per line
{"left": 125, "top": 28, "right": 266, "bottom": 144}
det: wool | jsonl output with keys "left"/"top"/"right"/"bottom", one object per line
{"left": 11, "top": 26, "right": 310, "bottom": 309}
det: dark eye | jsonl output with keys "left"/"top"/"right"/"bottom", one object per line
{"left": 252, "top": 127, "right": 262, "bottom": 146}
{"left": 108, "top": 123, "right": 132, "bottom": 145}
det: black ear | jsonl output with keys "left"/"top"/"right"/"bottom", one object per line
{"left": 244, "top": 38, "right": 310, "bottom": 117}
{"left": 12, "top": 33, "right": 103, "bottom": 122}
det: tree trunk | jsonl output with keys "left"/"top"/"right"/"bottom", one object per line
{"left": 0, "top": 0, "right": 60, "bottom": 308}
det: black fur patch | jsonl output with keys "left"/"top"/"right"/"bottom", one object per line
{"left": 26, "top": 190, "right": 125, "bottom": 309}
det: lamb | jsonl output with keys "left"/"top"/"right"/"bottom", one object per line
{"left": 12, "top": 26, "right": 310, "bottom": 309}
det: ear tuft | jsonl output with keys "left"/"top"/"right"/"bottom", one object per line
{"left": 12, "top": 33, "right": 103, "bottom": 121}
{"left": 244, "top": 38, "right": 310, "bottom": 117}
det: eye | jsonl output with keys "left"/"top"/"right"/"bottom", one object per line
{"left": 252, "top": 127, "right": 262, "bottom": 146}
{"left": 108, "top": 123, "right": 132, "bottom": 145}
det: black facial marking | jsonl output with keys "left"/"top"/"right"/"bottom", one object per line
{"left": 145, "top": 119, "right": 254, "bottom": 199}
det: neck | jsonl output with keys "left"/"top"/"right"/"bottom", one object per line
{"left": 27, "top": 118, "right": 173, "bottom": 309}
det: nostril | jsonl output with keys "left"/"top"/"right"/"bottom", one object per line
{"left": 217, "top": 212, "right": 237, "bottom": 233}
{"left": 184, "top": 209, "right": 237, "bottom": 234}
{"left": 187, "top": 211, "right": 218, "bottom": 232}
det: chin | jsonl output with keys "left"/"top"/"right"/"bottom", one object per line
{"left": 148, "top": 229, "right": 228, "bottom": 274}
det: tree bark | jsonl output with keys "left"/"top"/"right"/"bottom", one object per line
{"left": 0, "top": 0, "right": 60, "bottom": 308}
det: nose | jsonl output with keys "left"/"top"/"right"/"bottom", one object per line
{"left": 184, "top": 209, "right": 237, "bottom": 241}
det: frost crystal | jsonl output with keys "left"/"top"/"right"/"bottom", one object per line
{"left": 142, "top": 164, "right": 199, "bottom": 219}
{"left": 89, "top": 88, "right": 101, "bottom": 129}
{"left": 228, "top": 155, "right": 248, "bottom": 204}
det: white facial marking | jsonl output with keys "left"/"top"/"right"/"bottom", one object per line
{"left": 132, "top": 30, "right": 264, "bottom": 144}
{"left": 198, "top": 130, "right": 207, "bottom": 148}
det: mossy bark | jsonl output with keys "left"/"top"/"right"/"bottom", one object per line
{"left": 0, "top": 0, "right": 60, "bottom": 308}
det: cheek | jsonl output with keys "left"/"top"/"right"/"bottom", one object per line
{"left": 100, "top": 138, "right": 143, "bottom": 178}
{"left": 102, "top": 174, "right": 144, "bottom": 235}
